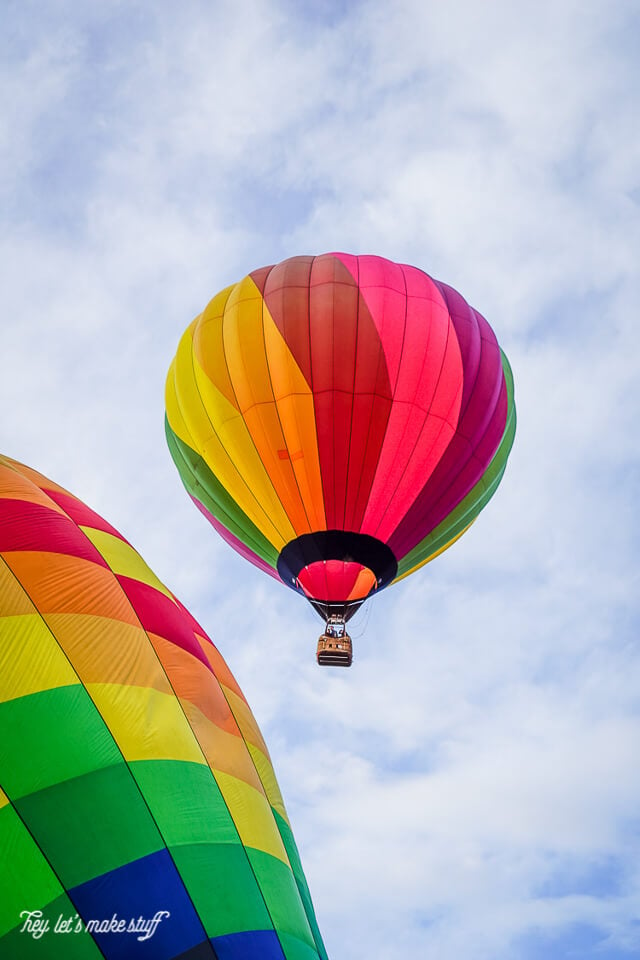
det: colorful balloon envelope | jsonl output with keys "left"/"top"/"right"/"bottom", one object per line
{"left": 0, "top": 455, "right": 327, "bottom": 960}
{"left": 165, "top": 253, "right": 516, "bottom": 637}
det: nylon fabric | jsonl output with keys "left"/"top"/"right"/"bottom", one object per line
{"left": 0, "top": 455, "right": 327, "bottom": 960}
{"left": 165, "top": 253, "right": 515, "bottom": 625}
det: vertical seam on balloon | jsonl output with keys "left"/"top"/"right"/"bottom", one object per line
{"left": 307, "top": 258, "right": 316, "bottom": 390}
{"left": 398, "top": 443, "right": 508, "bottom": 573}
{"left": 0, "top": 555, "right": 217, "bottom": 959}
{"left": 389, "top": 435, "right": 475, "bottom": 556}
{"left": 399, "top": 476, "right": 490, "bottom": 573}
{"left": 355, "top": 262, "right": 410, "bottom": 536}
{"left": 386, "top": 296, "right": 488, "bottom": 554}
{"left": 189, "top": 300, "right": 289, "bottom": 547}
{"left": 308, "top": 255, "right": 328, "bottom": 531}
{"left": 459, "top": 302, "right": 484, "bottom": 422}
{"left": 0, "top": 589, "right": 110, "bottom": 960}
{"left": 171, "top": 311, "right": 284, "bottom": 551}
{"left": 348, "top": 333, "right": 393, "bottom": 531}
{"left": 389, "top": 308, "right": 508, "bottom": 554}
{"left": 271, "top": 257, "right": 327, "bottom": 533}
{"left": 209, "top": 673, "right": 323, "bottom": 960}
{"left": 377, "top": 409, "right": 457, "bottom": 543}
{"left": 369, "top": 270, "right": 452, "bottom": 540}
{"left": 462, "top": 324, "right": 506, "bottom": 441}
{"left": 48, "top": 589, "right": 278, "bottom": 951}
{"left": 168, "top": 364, "right": 278, "bottom": 563}
{"left": 219, "top": 274, "right": 300, "bottom": 545}
{"left": 438, "top": 287, "right": 482, "bottom": 424}
{"left": 353, "top": 260, "right": 399, "bottom": 529}
{"left": 341, "top": 255, "right": 360, "bottom": 530}
{"left": 167, "top": 423, "right": 277, "bottom": 566}
{"left": 187, "top": 310, "right": 282, "bottom": 541}
{"left": 192, "top": 280, "right": 331, "bottom": 952}
{"left": 361, "top": 262, "right": 411, "bottom": 536}
{"left": 374, "top": 368, "right": 458, "bottom": 542}
{"left": 396, "top": 357, "right": 515, "bottom": 572}
{"left": 3, "top": 604, "right": 223, "bottom": 954}
{"left": 330, "top": 266, "right": 338, "bottom": 528}
{"left": 398, "top": 369, "right": 506, "bottom": 552}
{"left": 259, "top": 276, "right": 314, "bottom": 536}
{"left": 395, "top": 521, "right": 474, "bottom": 580}
{"left": 454, "top": 304, "right": 504, "bottom": 441}
{"left": 315, "top": 256, "right": 339, "bottom": 529}
{"left": 188, "top": 624, "right": 319, "bottom": 955}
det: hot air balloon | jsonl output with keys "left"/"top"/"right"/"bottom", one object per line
{"left": 0, "top": 454, "right": 327, "bottom": 960}
{"left": 165, "top": 253, "right": 516, "bottom": 666}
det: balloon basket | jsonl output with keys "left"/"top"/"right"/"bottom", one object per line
{"left": 316, "top": 632, "right": 353, "bottom": 667}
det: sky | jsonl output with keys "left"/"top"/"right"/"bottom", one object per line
{"left": 1, "top": 0, "right": 640, "bottom": 957}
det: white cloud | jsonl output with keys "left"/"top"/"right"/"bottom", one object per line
{"left": 1, "top": 1, "right": 639, "bottom": 958}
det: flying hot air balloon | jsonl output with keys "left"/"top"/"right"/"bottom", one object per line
{"left": 165, "top": 253, "right": 516, "bottom": 666}
{"left": 0, "top": 455, "right": 327, "bottom": 960}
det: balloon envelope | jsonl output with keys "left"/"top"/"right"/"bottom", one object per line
{"left": 0, "top": 455, "right": 326, "bottom": 960}
{"left": 166, "top": 253, "right": 516, "bottom": 622}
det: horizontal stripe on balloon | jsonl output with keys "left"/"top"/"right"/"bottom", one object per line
{"left": 82, "top": 527, "right": 175, "bottom": 599}
{"left": 116, "top": 575, "right": 212, "bottom": 670}
{"left": 2, "top": 551, "right": 140, "bottom": 624}
{"left": 45, "top": 488, "right": 130, "bottom": 542}
{"left": 0, "top": 500, "right": 108, "bottom": 567}
{"left": 0, "top": 460, "right": 70, "bottom": 517}
{"left": 0, "top": 455, "right": 328, "bottom": 960}
{"left": 0, "top": 613, "right": 78, "bottom": 703}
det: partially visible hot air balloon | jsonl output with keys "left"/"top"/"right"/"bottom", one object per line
{"left": 165, "top": 253, "right": 516, "bottom": 666}
{"left": 0, "top": 455, "right": 327, "bottom": 960}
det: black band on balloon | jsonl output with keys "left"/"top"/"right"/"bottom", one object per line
{"left": 308, "top": 598, "right": 365, "bottom": 624}
{"left": 277, "top": 530, "right": 398, "bottom": 594}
